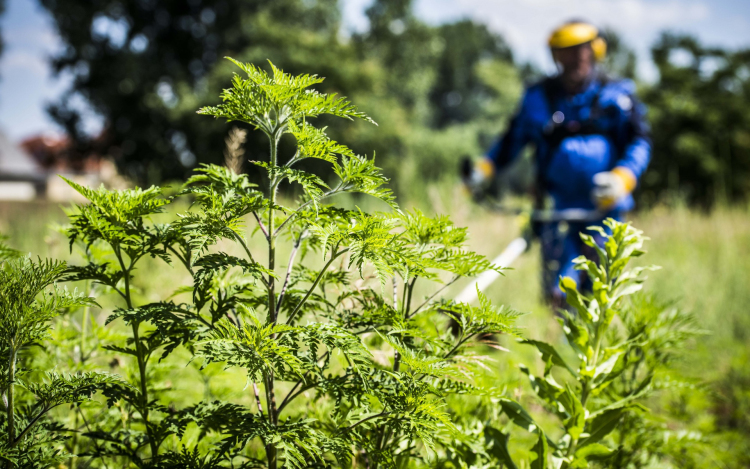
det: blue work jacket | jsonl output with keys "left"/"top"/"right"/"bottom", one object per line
{"left": 486, "top": 74, "right": 651, "bottom": 211}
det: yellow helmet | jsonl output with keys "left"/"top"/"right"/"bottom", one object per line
{"left": 548, "top": 21, "right": 607, "bottom": 61}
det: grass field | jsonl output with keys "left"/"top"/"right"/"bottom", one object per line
{"left": 1, "top": 194, "right": 749, "bottom": 466}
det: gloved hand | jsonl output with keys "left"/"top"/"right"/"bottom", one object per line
{"left": 460, "top": 157, "right": 495, "bottom": 195}
{"left": 592, "top": 167, "right": 636, "bottom": 209}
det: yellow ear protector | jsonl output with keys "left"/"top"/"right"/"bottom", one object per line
{"left": 591, "top": 36, "right": 607, "bottom": 62}
{"left": 548, "top": 21, "right": 607, "bottom": 61}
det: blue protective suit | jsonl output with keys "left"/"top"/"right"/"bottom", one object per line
{"left": 485, "top": 73, "right": 651, "bottom": 300}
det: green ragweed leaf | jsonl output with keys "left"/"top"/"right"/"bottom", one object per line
{"left": 0, "top": 257, "right": 96, "bottom": 348}
{"left": 198, "top": 58, "right": 375, "bottom": 134}
{"left": 288, "top": 119, "right": 355, "bottom": 163}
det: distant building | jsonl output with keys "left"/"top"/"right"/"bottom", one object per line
{"left": 0, "top": 131, "right": 45, "bottom": 201}
{"left": 0, "top": 130, "right": 124, "bottom": 202}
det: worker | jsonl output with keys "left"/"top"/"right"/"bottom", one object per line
{"left": 463, "top": 20, "right": 651, "bottom": 310}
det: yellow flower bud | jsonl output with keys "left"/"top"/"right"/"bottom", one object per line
{"left": 560, "top": 276, "right": 578, "bottom": 291}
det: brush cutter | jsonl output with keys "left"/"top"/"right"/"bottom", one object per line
{"left": 454, "top": 206, "right": 604, "bottom": 304}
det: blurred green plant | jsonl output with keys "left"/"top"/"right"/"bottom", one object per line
{"left": 0, "top": 235, "right": 18, "bottom": 261}
{"left": 60, "top": 175, "right": 193, "bottom": 463}
{"left": 0, "top": 252, "right": 117, "bottom": 467}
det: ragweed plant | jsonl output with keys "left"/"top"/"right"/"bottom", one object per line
{"left": 0, "top": 235, "right": 19, "bottom": 261}
{"left": 0, "top": 254, "right": 117, "bottom": 467}
{"left": 602, "top": 295, "right": 706, "bottom": 468}
{"left": 166, "top": 58, "right": 522, "bottom": 468}
{"left": 59, "top": 59, "right": 522, "bottom": 468}
{"left": 5, "top": 60, "right": 710, "bottom": 469}
{"left": 60, "top": 180, "right": 186, "bottom": 463}
{"left": 493, "top": 219, "right": 672, "bottom": 469}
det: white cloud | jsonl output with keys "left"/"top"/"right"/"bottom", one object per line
{"left": 1, "top": 51, "right": 48, "bottom": 75}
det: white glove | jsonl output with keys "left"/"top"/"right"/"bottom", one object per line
{"left": 591, "top": 167, "right": 636, "bottom": 209}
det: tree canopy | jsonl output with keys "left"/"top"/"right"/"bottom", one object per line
{"left": 641, "top": 32, "right": 750, "bottom": 206}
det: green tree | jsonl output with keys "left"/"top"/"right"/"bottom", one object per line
{"left": 39, "top": 0, "right": 524, "bottom": 203}
{"left": 430, "top": 20, "right": 513, "bottom": 127}
{"left": 349, "top": 0, "right": 523, "bottom": 197}
{"left": 39, "top": 0, "right": 347, "bottom": 183}
{"left": 641, "top": 33, "right": 750, "bottom": 206}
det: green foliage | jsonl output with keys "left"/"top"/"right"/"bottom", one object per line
{"left": 487, "top": 219, "right": 705, "bottom": 469}
{"left": 199, "top": 58, "right": 376, "bottom": 130}
{"left": 37, "top": 0, "right": 750, "bottom": 209}
{"left": 61, "top": 172, "right": 191, "bottom": 462}
{"left": 0, "top": 236, "right": 18, "bottom": 262}
{"left": 642, "top": 33, "right": 750, "bottom": 206}
{"left": 38, "top": 0, "right": 350, "bottom": 183}
{"left": 37, "top": 0, "right": 522, "bottom": 200}
{"left": 0, "top": 254, "right": 115, "bottom": 467}
{"left": 49, "top": 58, "right": 524, "bottom": 468}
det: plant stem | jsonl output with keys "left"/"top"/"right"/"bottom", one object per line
{"left": 115, "top": 249, "right": 157, "bottom": 457}
{"left": 233, "top": 232, "right": 259, "bottom": 267}
{"left": 268, "top": 131, "right": 279, "bottom": 325}
{"left": 253, "top": 382, "right": 264, "bottom": 414}
{"left": 131, "top": 322, "right": 155, "bottom": 449}
{"left": 345, "top": 411, "right": 389, "bottom": 432}
{"left": 264, "top": 375, "right": 278, "bottom": 469}
{"left": 277, "top": 233, "right": 303, "bottom": 310}
{"left": 253, "top": 211, "right": 269, "bottom": 239}
{"left": 278, "top": 350, "right": 330, "bottom": 415}
{"left": 285, "top": 249, "right": 347, "bottom": 325}
{"left": 265, "top": 128, "right": 280, "bottom": 469}
{"left": 71, "top": 409, "right": 79, "bottom": 469}
{"left": 277, "top": 383, "right": 316, "bottom": 415}
{"left": 6, "top": 346, "right": 15, "bottom": 468}
{"left": 81, "top": 280, "right": 89, "bottom": 361}
{"left": 394, "top": 277, "right": 418, "bottom": 372}
{"left": 71, "top": 281, "right": 91, "bottom": 469}
{"left": 77, "top": 407, "right": 110, "bottom": 469}
{"left": 392, "top": 277, "right": 398, "bottom": 309}
{"left": 392, "top": 278, "right": 401, "bottom": 372}
{"left": 167, "top": 245, "right": 193, "bottom": 274}
{"left": 408, "top": 276, "right": 458, "bottom": 319}
{"left": 12, "top": 405, "right": 54, "bottom": 446}
{"left": 404, "top": 278, "right": 416, "bottom": 318}
{"left": 272, "top": 185, "right": 344, "bottom": 237}
{"left": 567, "top": 285, "right": 612, "bottom": 461}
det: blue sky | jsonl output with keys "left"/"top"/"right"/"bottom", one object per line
{"left": 2, "top": 0, "right": 749, "bottom": 142}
